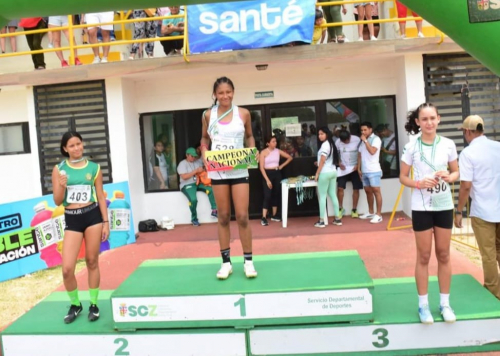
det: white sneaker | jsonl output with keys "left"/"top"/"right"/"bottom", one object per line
{"left": 244, "top": 260, "right": 258, "bottom": 278}
{"left": 417, "top": 32, "right": 425, "bottom": 38}
{"left": 399, "top": 34, "right": 407, "bottom": 39}
{"left": 101, "top": 57, "right": 108, "bottom": 63}
{"left": 92, "top": 57, "right": 101, "bottom": 64}
{"left": 216, "top": 262, "right": 232, "bottom": 280}
{"left": 418, "top": 304, "right": 434, "bottom": 324}
{"left": 357, "top": 37, "right": 364, "bottom": 42}
{"left": 440, "top": 305, "right": 456, "bottom": 323}
{"left": 370, "top": 215, "right": 383, "bottom": 224}
{"left": 370, "top": 36, "right": 378, "bottom": 41}
{"left": 359, "top": 213, "right": 375, "bottom": 220}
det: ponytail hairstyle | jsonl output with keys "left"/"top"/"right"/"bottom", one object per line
{"left": 404, "top": 103, "right": 439, "bottom": 135}
{"left": 318, "top": 126, "right": 339, "bottom": 166}
{"left": 60, "top": 131, "right": 83, "bottom": 157}
{"left": 212, "top": 76, "right": 235, "bottom": 107}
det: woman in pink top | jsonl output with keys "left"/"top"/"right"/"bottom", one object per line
{"left": 259, "top": 135, "right": 293, "bottom": 226}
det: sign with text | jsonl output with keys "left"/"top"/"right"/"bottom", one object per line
{"left": 255, "top": 91, "right": 274, "bottom": 99}
{"left": 468, "top": 0, "right": 500, "bottom": 22}
{"left": 188, "top": 0, "right": 316, "bottom": 53}
{"left": 285, "top": 124, "right": 302, "bottom": 137}
{"left": 0, "top": 181, "right": 135, "bottom": 282}
{"left": 271, "top": 116, "right": 299, "bottom": 131}
{"left": 205, "top": 148, "right": 258, "bottom": 172}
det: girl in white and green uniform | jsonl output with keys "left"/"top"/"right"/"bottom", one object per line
{"left": 399, "top": 103, "right": 459, "bottom": 325}
{"left": 52, "top": 131, "right": 109, "bottom": 325}
{"left": 200, "top": 77, "right": 258, "bottom": 281}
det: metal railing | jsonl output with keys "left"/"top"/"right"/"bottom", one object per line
{"left": 317, "top": 0, "right": 445, "bottom": 44}
{"left": 0, "top": 10, "right": 190, "bottom": 63}
{"left": 0, "top": 2, "right": 445, "bottom": 68}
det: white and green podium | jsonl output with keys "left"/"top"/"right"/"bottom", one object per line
{"left": 2, "top": 251, "right": 500, "bottom": 356}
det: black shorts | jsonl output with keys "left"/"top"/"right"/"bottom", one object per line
{"left": 337, "top": 171, "right": 363, "bottom": 190}
{"left": 65, "top": 203, "right": 103, "bottom": 233}
{"left": 211, "top": 177, "right": 249, "bottom": 186}
{"left": 412, "top": 210, "right": 453, "bottom": 232}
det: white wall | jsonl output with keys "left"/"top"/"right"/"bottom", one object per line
{"left": 0, "top": 86, "right": 42, "bottom": 204}
{"left": 0, "top": 54, "right": 426, "bottom": 224}
{"left": 128, "top": 56, "right": 413, "bottom": 224}
{"left": 394, "top": 54, "right": 426, "bottom": 216}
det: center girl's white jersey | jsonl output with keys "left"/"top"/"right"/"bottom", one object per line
{"left": 401, "top": 135, "right": 458, "bottom": 211}
{"left": 207, "top": 105, "right": 248, "bottom": 180}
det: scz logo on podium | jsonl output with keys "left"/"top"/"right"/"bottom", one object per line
{"left": 119, "top": 303, "right": 158, "bottom": 317}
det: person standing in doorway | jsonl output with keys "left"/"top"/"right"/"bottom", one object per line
{"left": 455, "top": 115, "right": 500, "bottom": 300}
{"left": 200, "top": 77, "right": 259, "bottom": 280}
{"left": 52, "top": 131, "right": 109, "bottom": 324}
{"left": 259, "top": 135, "right": 293, "bottom": 226}
{"left": 336, "top": 130, "right": 362, "bottom": 218}
{"left": 358, "top": 122, "right": 383, "bottom": 223}
{"left": 314, "top": 126, "right": 342, "bottom": 228}
{"left": 400, "top": 103, "right": 459, "bottom": 324}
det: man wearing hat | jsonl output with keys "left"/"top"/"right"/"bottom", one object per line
{"left": 177, "top": 147, "right": 217, "bottom": 226}
{"left": 455, "top": 115, "right": 500, "bottom": 300}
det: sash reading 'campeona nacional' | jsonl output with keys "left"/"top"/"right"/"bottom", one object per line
{"left": 205, "top": 148, "right": 258, "bottom": 172}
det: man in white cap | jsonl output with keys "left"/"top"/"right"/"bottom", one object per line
{"left": 455, "top": 115, "right": 500, "bottom": 300}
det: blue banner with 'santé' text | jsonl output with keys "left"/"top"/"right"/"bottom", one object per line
{"left": 188, "top": 0, "right": 316, "bottom": 53}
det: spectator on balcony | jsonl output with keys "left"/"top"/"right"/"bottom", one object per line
{"left": 129, "top": 10, "right": 157, "bottom": 60}
{"left": 396, "top": 1, "right": 423, "bottom": 39}
{"left": 160, "top": 6, "right": 184, "bottom": 56}
{"left": 321, "top": 1, "right": 348, "bottom": 43}
{"left": 354, "top": 2, "right": 377, "bottom": 41}
{"left": 156, "top": 7, "right": 170, "bottom": 37}
{"left": 312, "top": 9, "right": 327, "bottom": 45}
{"left": 1, "top": 19, "right": 18, "bottom": 53}
{"left": 47, "top": 16, "right": 82, "bottom": 67}
{"left": 84, "top": 12, "right": 114, "bottom": 63}
{"left": 19, "top": 18, "right": 46, "bottom": 70}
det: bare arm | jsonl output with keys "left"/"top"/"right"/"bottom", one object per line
{"left": 259, "top": 149, "right": 270, "bottom": 183}
{"left": 363, "top": 140, "right": 379, "bottom": 155}
{"left": 51, "top": 166, "right": 66, "bottom": 206}
{"left": 455, "top": 180, "right": 472, "bottom": 228}
{"left": 180, "top": 167, "right": 203, "bottom": 181}
{"left": 241, "top": 108, "right": 255, "bottom": 148}
{"left": 94, "top": 169, "right": 109, "bottom": 241}
{"left": 278, "top": 150, "right": 293, "bottom": 170}
{"left": 320, "top": 29, "right": 327, "bottom": 44}
{"left": 200, "top": 109, "right": 211, "bottom": 165}
{"left": 315, "top": 155, "right": 327, "bottom": 181}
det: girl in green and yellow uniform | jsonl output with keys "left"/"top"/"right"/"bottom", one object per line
{"left": 51, "top": 131, "right": 109, "bottom": 324}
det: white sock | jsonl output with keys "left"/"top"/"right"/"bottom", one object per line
{"left": 418, "top": 294, "right": 429, "bottom": 307}
{"left": 440, "top": 293, "right": 450, "bottom": 307}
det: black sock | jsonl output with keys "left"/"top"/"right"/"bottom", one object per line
{"left": 352, "top": 208, "right": 357, "bottom": 212}
{"left": 244, "top": 252, "right": 253, "bottom": 262}
{"left": 221, "top": 248, "right": 231, "bottom": 264}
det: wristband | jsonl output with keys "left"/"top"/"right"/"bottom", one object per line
{"left": 200, "top": 144, "right": 209, "bottom": 150}
{"left": 102, "top": 220, "right": 109, "bottom": 223}
{"left": 415, "top": 180, "right": 420, "bottom": 189}
{"left": 455, "top": 211, "right": 462, "bottom": 215}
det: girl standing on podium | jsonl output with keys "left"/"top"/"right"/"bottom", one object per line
{"left": 200, "top": 77, "right": 259, "bottom": 280}
{"left": 399, "top": 103, "right": 459, "bottom": 324}
{"left": 52, "top": 131, "right": 109, "bottom": 324}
